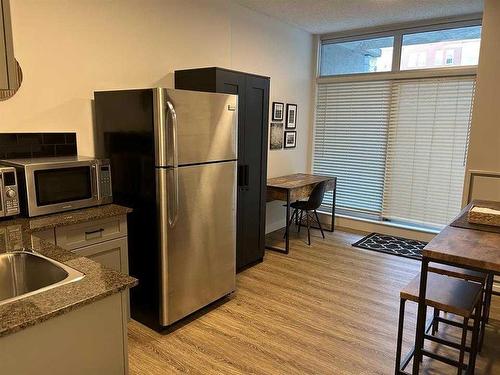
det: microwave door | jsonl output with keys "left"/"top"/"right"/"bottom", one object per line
{"left": 34, "top": 166, "right": 94, "bottom": 205}
{"left": 25, "top": 164, "right": 97, "bottom": 216}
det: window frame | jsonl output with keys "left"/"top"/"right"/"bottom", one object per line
{"left": 318, "top": 15, "right": 482, "bottom": 81}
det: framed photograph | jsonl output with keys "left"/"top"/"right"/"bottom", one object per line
{"left": 270, "top": 122, "right": 283, "bottom": 150}
{"left": 272, "top": 102, "right": 284, "bottom": 121}
{"left": 285, "top": 104, "right": 297, "bottom": 129}
{"left": 284, "top": 131, "right": 296, "bottom": 149}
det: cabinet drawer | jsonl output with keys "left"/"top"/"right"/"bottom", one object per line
{"left": 56, "top": 215, "right": 127, "bottom": 250}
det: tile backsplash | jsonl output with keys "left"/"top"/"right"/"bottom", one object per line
{"left": 0, "top": 133, "right": 77, "bottom": 159}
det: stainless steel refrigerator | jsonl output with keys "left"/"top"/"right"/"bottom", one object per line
{"left": 95, "top": 88, "right": 237, "bottom": 329}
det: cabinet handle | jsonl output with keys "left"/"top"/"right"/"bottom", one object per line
{"left": 244, "top": 165, "right": 249, "bottom": 188}
{"left": 85, "top": 228, "right": 104, "bottom": 235}
{"left": 238, "top": 165, "right": 245, "bottom": 187}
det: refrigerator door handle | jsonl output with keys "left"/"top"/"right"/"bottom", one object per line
{"left": 166, "top": 100, "right": 179, "bottom": 226}
{"left": 166, "top": 100, "right": 179, "bottom": 170}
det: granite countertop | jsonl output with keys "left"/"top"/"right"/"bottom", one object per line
{"left": 7, "top": 203, "right": 133, "bottom": 232}
{"left": 0, "top": 204, "right": 138, "bottom": 337}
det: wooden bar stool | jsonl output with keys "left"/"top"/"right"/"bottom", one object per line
{"left": 428, "top": 264, "right": 489, "bottom": 350}
{"left": 395, "top": 272, "right": 483, "bottom": 375}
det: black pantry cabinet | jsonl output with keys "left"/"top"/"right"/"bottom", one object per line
{"left": 175, "top": 67, "right": 269, "bottom": 271}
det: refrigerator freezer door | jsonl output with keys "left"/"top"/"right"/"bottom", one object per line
{"left": 154, "top": 88, "right": 237, "bottom": 167}
{"left": 158, "top": 161, "right": 236, "bottom": 326}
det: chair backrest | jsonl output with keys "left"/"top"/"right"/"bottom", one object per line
{"left": 307, "top": 181, "right": 327, "bottom": 210}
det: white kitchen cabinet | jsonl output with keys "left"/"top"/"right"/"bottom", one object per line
{"left": 54, "top": 215, "right": 130, "bottom": 318}
{"left": 54, "top": 215, "right": 128, "bottom": 272}
{"left": 0, "top": 293, "right": 128, "bottom": 375}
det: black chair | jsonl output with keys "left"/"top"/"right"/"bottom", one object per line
{"left": 287, "top": 181, "right": 327, "bottom": 245}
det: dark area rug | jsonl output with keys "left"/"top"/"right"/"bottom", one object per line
{"left": 352, "top": 232, "right": 427, "bottom": 260}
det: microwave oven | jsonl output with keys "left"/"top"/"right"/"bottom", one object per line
{"left": 1, "top": 156, "right": 112, "bottom": 217}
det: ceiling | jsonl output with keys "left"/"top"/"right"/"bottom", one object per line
{"left": 235, "top": 0, "right": 483, "bottom": 34}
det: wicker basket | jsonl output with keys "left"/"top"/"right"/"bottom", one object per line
{"left": 468, "top": 206, "right": 500, "bottom": 227}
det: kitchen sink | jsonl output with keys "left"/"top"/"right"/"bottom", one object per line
{"left": 0, "top": 250, "right": 85, "bottom": 306}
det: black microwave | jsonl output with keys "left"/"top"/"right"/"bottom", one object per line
{"left": 1, "top": 156, "right": 112, "bottom": 217}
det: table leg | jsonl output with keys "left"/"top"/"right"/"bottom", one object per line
{"left": 413, "top": 257, "right": 429, "bottom": 374}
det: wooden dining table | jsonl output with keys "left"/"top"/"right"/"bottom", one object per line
{"left": 412, "top": 200, "right": 500, "bottom": 374}
{"left": 266, "top": 173, "right": 337, "bottom": 254}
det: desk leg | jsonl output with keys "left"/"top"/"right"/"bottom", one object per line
{"left": 265, "top": 192, "right": 291, "bottom": 254}
{"left": 413, "top": 257, "right": 429, "bottom": 374}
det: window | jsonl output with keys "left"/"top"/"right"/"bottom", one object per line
{"left": 382, "top": 77, "right": 476, "bottom": 227}
{"left": 320, "top": 23, "right": 481, "bottom": 77}
{"left": 313, "top": 76, "right": 476, "bottom": 229}
{"left": 313, "top": 81, "right": 391, "bottom": 215}
{"left": 400, "top": 26, "right": 481, "bottom": 70}
{"left": 320, "top": 36, "right": 394, "bottom": 76}
{"left": 315, "top": 20, "right": 480, "bottom": 230}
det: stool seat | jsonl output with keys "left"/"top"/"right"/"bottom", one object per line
{"left": 401, "top": 273, "right": 482, "bottom": 317}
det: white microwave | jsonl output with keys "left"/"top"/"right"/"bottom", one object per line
{"left": 1, "top": 156, "right": 112, "bottom": 217}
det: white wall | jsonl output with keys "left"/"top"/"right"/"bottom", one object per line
{"left": 1, "top": 0, "right": 313, "bottom": 232}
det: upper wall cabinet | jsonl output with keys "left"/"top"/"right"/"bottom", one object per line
{"left": 0, "top": 0, "right": 21, "bottom": 100}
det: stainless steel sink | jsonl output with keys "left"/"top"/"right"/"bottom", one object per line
{"left": 0, "top": 250, "right": 85, "bottom": 306}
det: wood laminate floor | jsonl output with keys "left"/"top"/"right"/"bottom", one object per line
{"left": 128, "top": 227, "right": 500, "bottom": 374}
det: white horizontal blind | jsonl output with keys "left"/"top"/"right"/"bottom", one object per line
{"left": 382, "top": 76, "right": 476, "bottom": 228}
{"left": 313, "top": 81, "right": 391, "bottom": 215}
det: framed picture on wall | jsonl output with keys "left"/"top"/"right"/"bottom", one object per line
{"left": 272, "top": 102, "right": 284, "bottom": 121}
{"left": 284, "top": 131, "right": 296, "bottom": 149}
{"left": 270, "top": 122, "right": 284, "bottom": 150}
{"left": 286, "top": 104, "right": 297, "bottom": 129}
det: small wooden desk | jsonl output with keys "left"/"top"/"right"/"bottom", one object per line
{"left": 412, "top": 201, "right": 500, "bottom": 374}
{"left": 266, "top": 173, "right": 337, "bottom": 254}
